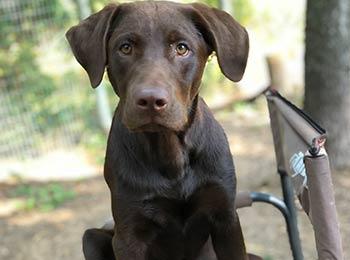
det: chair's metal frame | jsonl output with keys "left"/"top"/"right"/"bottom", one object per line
{"left": 236, "top": 88, "right": 343, "bottom": 260}
{"left": 248, "top": 171, "right": 303, "bottom": 260}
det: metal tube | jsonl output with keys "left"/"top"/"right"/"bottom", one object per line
{"left": 249, "top": 190, "right": 303, "bottom": 259}
{"left": 279, "top": 171, "right": 304, "bottom": 260}
{"left": 250, "top": 192, "right": 289, "bottom": 220}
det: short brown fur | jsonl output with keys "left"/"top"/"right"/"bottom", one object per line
{"left": 66, "top": 2, "right": 251, "bottom": 260}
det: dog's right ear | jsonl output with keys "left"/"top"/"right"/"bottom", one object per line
{"left": 66, "top": 4, "right": 119, "bottom": 88}
{"left": 188, "top": 3, "right": 249, "bottom": 82}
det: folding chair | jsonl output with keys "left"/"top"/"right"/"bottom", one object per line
{"left": 236, "top": 88, "right": 343, "bottom": 260}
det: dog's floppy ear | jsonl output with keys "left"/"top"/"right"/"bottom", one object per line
{"left": 190, "top": 3, "right": 249, "bottom": 82}
{"left": 66, "top": 4, "right": 119, "bottom": 88}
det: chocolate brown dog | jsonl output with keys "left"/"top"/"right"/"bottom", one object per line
{"left": 66, "top": 1, "right": 249, "bottom": 259}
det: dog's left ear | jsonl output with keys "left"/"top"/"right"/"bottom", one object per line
{"left": 66, "top": 4, "right": 119, "bottom": 88}
{"left": 189, "top": 3, "right": 249, "bottom": 82}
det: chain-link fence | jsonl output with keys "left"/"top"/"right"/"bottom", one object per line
{"left": 0, "top": 0, "right": 98, "bottom": 161}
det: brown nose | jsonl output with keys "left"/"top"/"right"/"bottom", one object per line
{"left": 135, "top": 88, "right": 169, "bottom": 112}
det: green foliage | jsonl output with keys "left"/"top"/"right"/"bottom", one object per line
{"left": 200, "top": 0, "right": 219, "bottom": 8}
{"left": 0, "top": 1, "right": 93, "bottom": 158}
{"left": 0, "top": 0, "right": 71, "bottom": 85}
{"left": 5, "top": 46, "right": 57, "bottom": 129}
{"left": 263, "top": 256, "right": 274, "bottom": 260}
{"left": 10, "top": 183, "right": 76, "bottom": 212}
{"left": 83, "top": 130, "right": 108, "bottom": 166}
{"left": 0, "top": 0, "right": 74, "bottom": 131}
{"left": 232, "top": 0, "right": 253, "bottom": 24}
{"left": 0, "top": 0, "right": 70, "bottom": 48}
{"left": 89, "top": 0, "right": 253, "bottom": 24}
{"left": 90, "top": 0, "right": 116, "bottom": 12}
{"left": 199, "top": 0, "right": 253, "bottom": 24}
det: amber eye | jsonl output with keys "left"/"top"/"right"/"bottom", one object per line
{"left": 175, "top": 43, "right": 189, "bottom": 56}
{"left": 120, "top": 43, "right": 132, "bottom": 55}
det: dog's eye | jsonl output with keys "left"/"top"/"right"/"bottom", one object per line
{"left": 175, "top": 43, "right": 189, "bottom": 56}
{"left": 120, "top": 43, "right": 132, "bottom": 55}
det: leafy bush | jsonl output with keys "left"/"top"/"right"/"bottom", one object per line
{"left": 10, "top": 183, "right": 76, "bottom": 212}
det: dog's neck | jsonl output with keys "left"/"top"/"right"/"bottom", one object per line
{"left": 142, "top": 131, "right": 187, "bottom": 179}
{"left": 141, "top": 96, "right": 199, "bottom": 180}
{"left": 176, "top": 95, "right": 198, "bottom": 140}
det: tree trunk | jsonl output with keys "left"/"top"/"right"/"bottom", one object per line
{"left": 304, "top": 0, "right": 350, "bottom": 170}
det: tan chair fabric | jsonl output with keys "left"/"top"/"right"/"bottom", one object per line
{"left": 305, "top": 152, "right": 343, "bottom": 260}
{"left": 265, "top": 88, "right": 343, "bottom": 260}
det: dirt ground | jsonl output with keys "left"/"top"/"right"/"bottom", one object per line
{"left": 0, "top": 99, "right": 349, "bottom": 260}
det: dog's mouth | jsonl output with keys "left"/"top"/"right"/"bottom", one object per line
{"left": 122, "top": 105, "right": 187, "bottom": 133}
{"left": 125, "top": 117, "right": 185, "bottom": 133}
{"left": 130, "top": 123, "right": 170, "bottom": 133}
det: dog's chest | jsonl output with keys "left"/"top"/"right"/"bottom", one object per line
{"left": 155, "top": 134, "right": 188, "bottom": 180}
{"left": 132, "top": 138, "right": 205, "bottom": 199}
{"left": 111, "top": 121, "right": 225, "bottom": 199}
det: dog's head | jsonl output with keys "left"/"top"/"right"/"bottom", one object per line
{"left": 66, "top": 1, "right": 249, "bottom": 132}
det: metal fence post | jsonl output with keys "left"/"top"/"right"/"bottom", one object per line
{"left": 220, "top": 0, "right": 233, "bottom": 14}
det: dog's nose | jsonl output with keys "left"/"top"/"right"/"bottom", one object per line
{"left": 135, "top": 88, "right": 169, "bottom": 112}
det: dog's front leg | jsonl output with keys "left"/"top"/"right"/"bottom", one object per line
{"left": 183, "top": 212, "right": 212, "bottom": 260}
{"left": 112, "top": 212, "right": 185, "bottom": 260}
{"left": 185, "top": 184, "right": 248, "bottom": 260}
{"left": 83, "top": 228, "right": 115, "bottom": 260}
{"left": 112, "top": 234, "right": 148, "bottom": 260}
{"left": 211, "top": 210, "right": 248, "bottom": 260}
